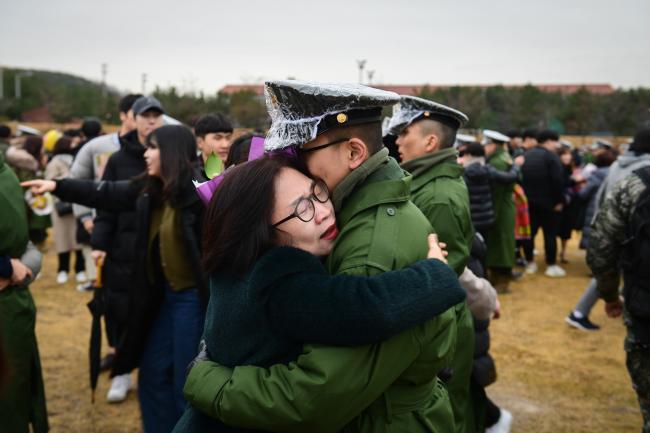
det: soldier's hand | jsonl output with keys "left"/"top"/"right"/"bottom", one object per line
{"left": 514, "top": 155, "right": 525, "bottom": 166}
{"left": 9, "top": 259, "right": 32, "bottom": 286}
{"left": 604, "top": 298, "right": 623, "bottom": 318}
{"left": 427, "top": 234, "right": 448, "bottom": 264}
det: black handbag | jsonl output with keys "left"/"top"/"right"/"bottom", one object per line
{"left": 55, "top": 200, "right": 73, "bottom": 216}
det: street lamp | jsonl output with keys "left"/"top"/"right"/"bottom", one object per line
{"left": 15, "top": 71, "right": 33, "bottom": 99}
{"left": 367, "top": 70, "right": 375, "bottom": 85}
{"left": 356, "top": 60, "right": 366, "bottom": 84}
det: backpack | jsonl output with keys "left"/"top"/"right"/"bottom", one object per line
{"left": 621, "top": 166, "right": 650, "bottom": 332}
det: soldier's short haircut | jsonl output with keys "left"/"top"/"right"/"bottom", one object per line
{"left": 326, "top": 121, "right": 384, "bottom": 155}
{"left": 418, "top": 119, "right": 457, "bottom": 149}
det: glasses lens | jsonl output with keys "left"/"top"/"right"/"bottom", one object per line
{"left": 296, "top": 198, "right": 314, "bottom": 222}
{"left": 313, "top": 180, "right": 329, "bottom": 203}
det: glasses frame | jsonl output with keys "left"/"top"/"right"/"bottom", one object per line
{"left": 298, "top": 137, "right": 350, "bottom": 154}
{"left": 272, "top": 179, "right": 330, "bottom": 227}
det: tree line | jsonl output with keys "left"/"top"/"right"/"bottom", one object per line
{"left": 1, "top": 68, "right": 649, "bottom": 135}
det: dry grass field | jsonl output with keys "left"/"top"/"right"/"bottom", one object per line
{"left": 29, "top": 235, "right": 642, "bottom": 433}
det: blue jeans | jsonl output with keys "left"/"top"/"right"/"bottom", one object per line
{"left": 139, "top": 284, "right": 204, "bottom": 433}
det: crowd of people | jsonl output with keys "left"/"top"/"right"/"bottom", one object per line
{"left": 1, "top": 82, "right": 649, "bottom": 433}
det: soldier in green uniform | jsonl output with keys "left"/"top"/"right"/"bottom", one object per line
{"left": 182, "top": 80, "right": 462, "bottom": 432}
{"left": 0, "top": 151, "right": 48, "bottom": 433}
{"left": 483, "top": 130, "right": 517, "bottom": 292}
{"left": 389, "top": 95, "right": 476, "bottom": 433}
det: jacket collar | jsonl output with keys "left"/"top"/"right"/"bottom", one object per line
{"left": 337, "top": 157, "right": 412, "bottom": 227}
{"left": 404, "top": 150, "right": 463, "bottom": 193}
{"left": 119, "top": 130, "right": 146, "bottom": 157}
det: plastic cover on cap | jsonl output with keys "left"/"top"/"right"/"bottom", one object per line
{"left": 387, "top": 95, "right": 468, "bottom": 136}
{"left": 263, "top": 80, "right": 399, "bottom": 151}
{"left": 482, "top": 129, "right": 511, "bottom": 144}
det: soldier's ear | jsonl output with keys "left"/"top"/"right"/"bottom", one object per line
{"left": 346, "top": 138, "right": 368, "bottom": 170}
{"left": 424, "top": 134, "right": 439, "bottom": 153}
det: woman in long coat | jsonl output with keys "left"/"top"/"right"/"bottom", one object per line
{"left": 44, "top": 137, "right": 86, "bottom": 284}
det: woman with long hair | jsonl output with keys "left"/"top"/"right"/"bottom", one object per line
{"left": 23, "top": 125, "right": 208, "bottom": 433}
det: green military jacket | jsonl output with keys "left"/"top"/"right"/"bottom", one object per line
{"left": 402, "top": 149, "right": 476, "bottom": 433}
{"left": 485, "top": 148, "right": 516, "bottom": 268}
{"left": 0, "top": 152, "right": 49, "bottom": 433}
{"left": 401, "top": 149, "right": 474, "bottom": 275}
{"left": 184, "top": 157, "right": 459, "bottom": 433}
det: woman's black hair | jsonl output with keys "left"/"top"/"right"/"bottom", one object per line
{"left": 22, "top": 136, "right": 43, "bottom": 160}
{"left": 224, "top": 133, "right": 265, "bottom": 167}
{"left": 53, "top": 137, "right": 75, "bottom": 156}
{"left": 202, "top": 156, "right": 305, "bottom": 276}
{"left": 142, "top": 125, "right": 198, "bottom": 207}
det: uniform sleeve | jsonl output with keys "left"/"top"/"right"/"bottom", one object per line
{"left": 487, "top": 163, "right": 520, "bottom": 184}
{"left": 586, "top": 177, "right": 636, "bottom": 301}
{"left": 266, "top": 258, "right": 465, "bottom": 345}
{"left": 424, "top": 202, "right": 469, "bottom": 275}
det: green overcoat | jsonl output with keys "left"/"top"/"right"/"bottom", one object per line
{"left": 0, "top": 152, "right": 49, "bottom": 433}
{"left": 184, "top": 157, "right": 459, "bottom": 433}
{"left": 485, "top": 148, "right": 516, "bottom": 269}
{"left": 403, "top": 150, "right": 476, "bottom": 433}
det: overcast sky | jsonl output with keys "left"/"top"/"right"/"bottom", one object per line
{"left": 2, "top": 0, "right": 649, "bottom": 94}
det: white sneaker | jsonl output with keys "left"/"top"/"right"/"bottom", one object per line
{"left": 76, "top": 271, "right": 87, "bottom": 283}
{"left": 525, "top": 262, "right": 538, "bottom": 274}
{"left": 545, "top": 264, "right": 566, "bottom": 278}
{"left": 107, "top": 374, "right": 132, "bottom": 403}
{"left": 56, "top": 271, "right": 68, "bottom": 284}
{"left": 486, "top": 408, "right": 513, "bottom": 433}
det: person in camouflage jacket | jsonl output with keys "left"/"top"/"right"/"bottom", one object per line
{"left": 587, "top": 167, "right": 650, "bottom": 433}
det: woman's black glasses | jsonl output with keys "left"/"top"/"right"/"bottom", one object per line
{"left": 273, "top": 179, "right": 330, "bottom": 227}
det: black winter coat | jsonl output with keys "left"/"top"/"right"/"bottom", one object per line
{"left": 54, "top": 176, "right": 207, "bottom": 376}
{"left": 466, "top": 234, "right": 497, "bottom": 388}
{"left": 521, "top": 146, "right": 565, "bottom": 210}
{"left": 463, "top": 161, "right": 520, "bottom": 234}
{"left": 90, "top": 130, "right": 146, "bottom": 333}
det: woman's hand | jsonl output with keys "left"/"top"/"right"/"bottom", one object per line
{"left": 20, "top": 179, "right": 57, "bottom": 195}
{"left": 427, "top": 234, "right": 448, "bottom": 264}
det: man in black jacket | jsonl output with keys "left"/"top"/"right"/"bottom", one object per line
{"left": 521, "top": 130, "right": 566, "bottom": 277}
{"left": 91, "top": 96, "right": 164, "bottom": 403}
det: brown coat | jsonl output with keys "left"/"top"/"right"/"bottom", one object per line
{"left": 45, "top": 154, "right": 79, "bottom": 253}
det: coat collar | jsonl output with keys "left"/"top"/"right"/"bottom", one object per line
{"left": 337, "top": 158, "right": 412, "bottom": 227}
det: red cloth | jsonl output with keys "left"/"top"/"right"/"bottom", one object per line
{"left": 514, "top": 184, "right": 531, "bottom": 240}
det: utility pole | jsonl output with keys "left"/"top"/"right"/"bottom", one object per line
{"left": 0, "top": 67, "right": 3, "bottom": 100}
{"left": 101, "top": 63, "right": 108, "bottom": 97}
{"left": 141, "top": 73, "right": 148, "bottom": 94}
{"left": 367, "top": 70, "right": 375, "bottom": 85}
{"left": 14, "top": 71, "right": 33, "bottom": 99}
{"left": 356, "top": 59, "right": 366, "bottom": 84}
